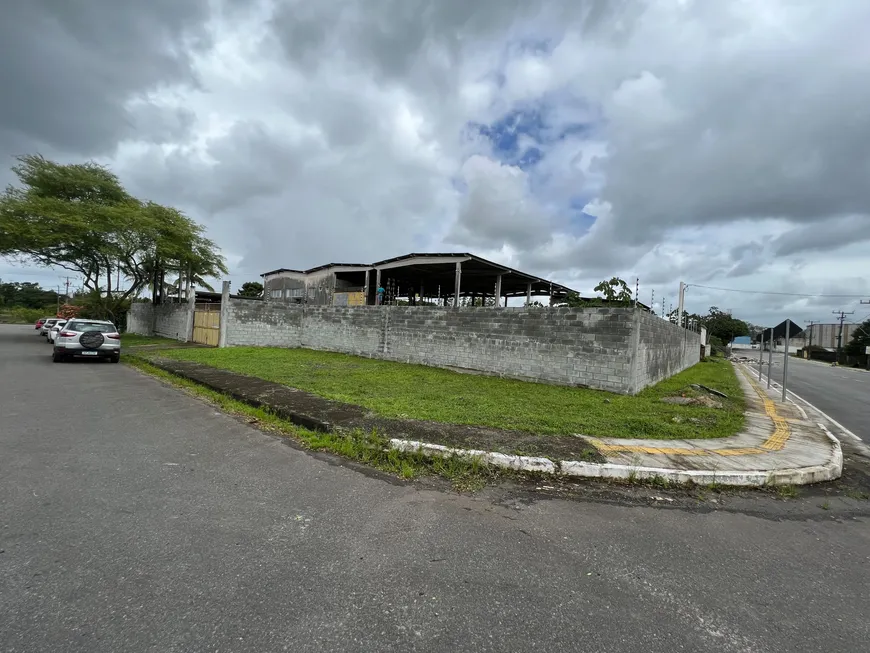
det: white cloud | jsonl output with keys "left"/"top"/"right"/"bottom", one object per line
{"left": 3, "top": 0, "right": 870, "bottom": 327}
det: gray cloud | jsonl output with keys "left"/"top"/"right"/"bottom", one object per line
{"left": 0, "top": 0, "right": 215, "bottom": 157}
{"left": 772, "top": 216, "right": 870, "bottom": 257}
{"left": 595, "top": 2, "right": 870, "bottom": 245}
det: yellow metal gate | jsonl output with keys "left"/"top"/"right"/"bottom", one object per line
{"left": 192, "top": 303, "right": 220, "bottom": 346}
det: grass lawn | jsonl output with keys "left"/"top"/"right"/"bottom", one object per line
{"left": 157, "top": 347, "right": 746, "bottom": 440}
{"left": 121, "top": 334, "right": 182, "bottom": 347}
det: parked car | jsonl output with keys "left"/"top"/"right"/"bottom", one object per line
{"left": 47, "top": 319, "right": 67, "bottom": 344}
{"left": 40, "top": 318, "right": 59, "bottom": 336}
{"left": 35, "top": 317, "right": 50, "bottom": 330}
{"left": 52, "top": 319, "right": 121, "bottom": 363}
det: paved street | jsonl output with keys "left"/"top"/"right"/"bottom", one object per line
{"left": 2, "top": 324, "right": 870, "bottom": 653}
{"left": 751, "top": 354, "right": 870, "bottom": 443}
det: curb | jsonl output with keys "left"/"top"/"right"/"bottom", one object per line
{"left": 390, "top": 435, "right": 843, "bottom": 487}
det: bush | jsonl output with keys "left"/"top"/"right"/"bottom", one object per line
{"left": 5, "top": 306, "right": 54, "bottom": 324}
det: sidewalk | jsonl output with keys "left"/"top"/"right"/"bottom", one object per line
{"left": 140, "top": 356, "right": 841, "bottom": 487}
{"left": 576, "top": 365, "right": 842, "bottom": 485}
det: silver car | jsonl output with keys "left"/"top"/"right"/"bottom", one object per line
{"left": 52, "top": 319, "right": 121, "bottom": 363}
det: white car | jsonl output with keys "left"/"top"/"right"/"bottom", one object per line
{"left": 40, "top": 318, "right": 59, "bottom": 336}
{"left": 47, "top": 319, "right": 67, "bottom": 344}
{"left": 52, "top": 319, "right": 121, "bottom": 363}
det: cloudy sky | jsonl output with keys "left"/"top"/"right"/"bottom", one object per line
{"left": 2, "top": 0, "right": 869, "bottom": 327}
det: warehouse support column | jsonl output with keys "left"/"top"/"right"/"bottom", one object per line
{"left": 495, "top": 274, "right": 503, "bottom": 308}
{"left": 454, "top": 261, "right": 462, "bottom": 308}
{"left": 526, "top": 282, "right": 532, "bottom": 305}
{"left": 375, "top": 269, "right": 382, "bottom": 305}
{"left": 364, "top": 269, "right": 370, "bottom": 305}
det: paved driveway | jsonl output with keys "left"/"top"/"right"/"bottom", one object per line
{"left": 751, "top": 354, "right": 870, "bottom": 442}
{"left": 2, "top": 325, "right": 869, "bottom": 653}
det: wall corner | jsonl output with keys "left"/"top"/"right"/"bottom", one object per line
{"left": 628, "top": 307, "right": 642, "bottom": 394}
{"left": 218, "top": 280, "right": 230, "bottom": 348}
{"left": 184, "top": 286, "right": 196, "bottom": 342}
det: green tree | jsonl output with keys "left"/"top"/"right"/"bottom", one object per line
{"left": 845, "top": 319, "right": 870, "bottom": 356}
{"left": 238, "top": 281, "right": 264, "bottom": 298}
{"left": 0, "top": 280, "right": 58, "bottom": 308}
{"left": 0, "top": 155, "right": 226, "bottom": 322}
{"left": 593, "top": 277, "right": 633, "bottom": 304}
{"left": 700, "top": 306, "right": 749, "bottom": 343}
{"left": 554, "top": 291, "right": 604, "bottom": 308}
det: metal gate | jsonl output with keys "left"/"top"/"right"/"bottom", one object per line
{"left": 192, "top": 303, "right": 220, "bottom": 346}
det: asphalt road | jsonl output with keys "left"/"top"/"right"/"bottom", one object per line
{"left": 751, "top": 354, "right": 870, "bottom": 443}
{"left": 2, "top": 324, "right": 869, "bottom": 653}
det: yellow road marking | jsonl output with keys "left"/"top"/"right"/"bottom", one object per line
{"left": 741, "top": 369, "right": 791, "bottom": 451}
{"left": 588, "top": 366, "right": 791, "bottom": 458}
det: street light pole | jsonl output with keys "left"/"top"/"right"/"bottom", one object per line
{"left": 758, "top": 330, "right": 765, "bottom": 381}
{"left": 767, "top": 329, "right": 774, "bottom": 389}
{"left": 781, "top": 319, "right": 790, "bottom": 402}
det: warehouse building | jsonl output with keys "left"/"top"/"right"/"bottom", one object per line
{"left": 261, "top": 252, "right": 578, "bottom": 307}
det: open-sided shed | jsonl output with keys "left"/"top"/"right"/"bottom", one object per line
{"left": 370, "top": 252, "right": 575, "bottom": 305}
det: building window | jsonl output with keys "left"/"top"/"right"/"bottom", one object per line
{"left": 288, "top": 288, "right": 304, "bottom": 298}
{"left": 270, "top": 289, "right": 283, "bottom": 299}
{"left": 308, "top": 288, "right": 316, "bottom": 299}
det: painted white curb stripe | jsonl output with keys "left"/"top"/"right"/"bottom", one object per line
{"left": 389, "top": 433, "right": 843, "bottom": 487}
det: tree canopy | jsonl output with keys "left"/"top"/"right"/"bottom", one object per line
{"left": 0, "top": 155, "right": 226, "bottom": 321}
{"left": 700, "top": 306, "right": 749, "bottom": 343}
{"left": 238, "top": 281, "right": 264, "bottom": 298}
{"left": 845, "top": 319, "right": 870, "bottom": 356}
{"left": 0, "top": 280, "right": 58, "bottom": 309}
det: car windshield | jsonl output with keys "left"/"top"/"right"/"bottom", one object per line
{"left": 53, "top": 322, "right": 67, "bottom": 328}
{"left": 67, "top": 322, "right": 115, "bottom": 333}
{"left": 45, "top": 319, "right": 57, "bottom": 325}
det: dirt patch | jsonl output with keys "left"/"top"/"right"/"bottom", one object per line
{"left": 661, "top": 395, "right": 723, "bottom": 409}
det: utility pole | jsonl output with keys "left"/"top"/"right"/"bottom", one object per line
{"left": 832, "top": 310, "right": 854, "bottom": 364}
{"left": 677, "top": 281, "right": 686, "bottom": 328}
{"left": 804, "top": 320, "right": 818, "bottom": 359}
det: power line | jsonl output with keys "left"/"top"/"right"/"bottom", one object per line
{"left": 686, "top": 284, "right": 868, "bottom": 299}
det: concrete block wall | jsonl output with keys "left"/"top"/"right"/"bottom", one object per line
{"left": 383, "top": 307, "right": 635, "bottom": 392}
{"left": 153, "top": 303, "right": 191, "bottom": 341}
{"left": 223, "top": 301, "right": 644, "bottom": 393}
{"left": 225, "top": 299, "right": 303, "bottom": 347}
{"left": 126, "top": 303, "right": 153, "bottom": 335}
{"left": 300, "top": 306, "right": 385, "bottom": 355}
{"left": 633, "top": 311, "right": 701, "bottom": 391}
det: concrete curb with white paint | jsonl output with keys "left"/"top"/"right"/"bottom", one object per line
{"left": 389, "top": 432, "right": 843, "bottom": 488}
{"left": 389, "top": 362, "right": 844, "bottom": 487}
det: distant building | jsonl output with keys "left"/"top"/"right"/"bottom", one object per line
{"left": 802, "top": 323, "right": 859, "bottom": 351}
{"left": 731, "top": 335, "right": 754, "bottom": 350}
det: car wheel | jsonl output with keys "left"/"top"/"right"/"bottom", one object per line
{"left": 52, "top": 352, "right": 64, "bottom": 363}
{"left": 111, "top": 355, "right": 120, "bottom": 364}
